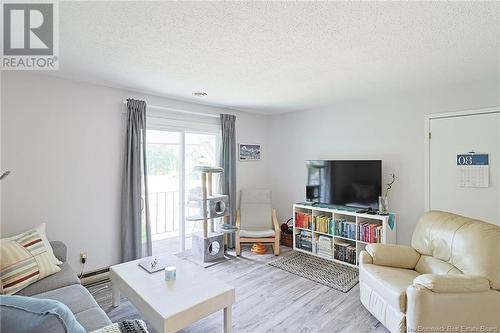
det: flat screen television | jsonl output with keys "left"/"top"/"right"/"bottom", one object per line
{"left": 306, "top": 160, "right": 382, "bottom": 209}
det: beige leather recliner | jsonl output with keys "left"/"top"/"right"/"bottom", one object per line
{"left": 359, "top": 211, "right": 500, "bottom": 333}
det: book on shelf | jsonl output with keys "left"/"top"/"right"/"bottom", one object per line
{"left": 315, "top": 234, "right": 333, "bottom": 259}
{"left": 316, "top": 250, "right": 333, "bottom": 259}
{"left": 312, "top": 215, "right": 334, "bottom": 234}
{"left": 334, "top": 219, "right": 356, "bottom": 240}
{"left": 318, "top": 235, "right": 332, "bottom": 242}
{"left": 318, "top": 235, "right": 332, "bottom": 246}
{"left": 334, "top": 241, "right": 356, "bottom": 265}
{"left": 296, "top": 229, "right": 313, "bottom": 251}
{"left": 358, "top": 223, "right": 383, "bottom": 243}
{"left": 295, "top": 212, "right": 312, "bottom": 229}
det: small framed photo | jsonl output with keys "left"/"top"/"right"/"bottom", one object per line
{"left": 239, "top": 144, "right": 261, "bottom": 161}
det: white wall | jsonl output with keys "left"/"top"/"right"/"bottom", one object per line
{"left": 269, "top": 80, "right": 500, "bottom": 245}
{"left": 1, "top": 72, "right": 270, "bottom": 272}
{"left": 2, "top": 71, "right": 498, "bottom": 271}
{"left": 0, "top": 72, "right": 3, "bottom": 230}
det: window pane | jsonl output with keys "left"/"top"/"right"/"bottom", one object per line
{"left": 146, "top": 130, "right": 181, "bottom": 253}
{"left": 185, "top": 132, "right": 219, "bottom": 239}
{"left": 146, "top": 129, "right": 220, "bottom": 255}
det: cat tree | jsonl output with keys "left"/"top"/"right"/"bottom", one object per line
{"left": 189, "top": 166, "right": 229, "bottom": 263}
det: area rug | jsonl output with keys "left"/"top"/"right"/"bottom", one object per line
{"left": 268, "top": 251, "right": 358, "bottom": 292}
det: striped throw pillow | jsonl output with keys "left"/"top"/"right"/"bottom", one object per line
{"left": 1, "top": 229, "right": 61, "bottom": 295}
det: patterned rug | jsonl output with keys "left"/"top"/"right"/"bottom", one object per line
{"left": 269, "top": 251, "right": 358, "bottom": 292}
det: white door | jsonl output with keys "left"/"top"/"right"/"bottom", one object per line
{"left": 428, "top": 111, "right": 500, "bottom": 225}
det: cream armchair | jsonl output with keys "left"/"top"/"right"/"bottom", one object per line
{"left": 235, "top": 188, "right": 280, "bottom": 256}
{"left": 359, "top": 211, "right": 500, "bottom": 333}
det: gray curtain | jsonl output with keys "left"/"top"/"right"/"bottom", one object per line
{"left": 121, "top": 99, "right": 152, "bottom": 262}
{"left": 220, "top": 114, "right": 237, "bottom": 247}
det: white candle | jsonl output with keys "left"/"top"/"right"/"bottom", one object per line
{"left": 164, "top": 266, "right": 176, "bottom": 281}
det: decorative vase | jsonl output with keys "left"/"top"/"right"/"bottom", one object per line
{"left": 378, "top": 196, "right": 388, "bottom": 213}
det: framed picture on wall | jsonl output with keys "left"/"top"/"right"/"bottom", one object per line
{"left": 239, "top": 144, "right": 261, "bottom": 161}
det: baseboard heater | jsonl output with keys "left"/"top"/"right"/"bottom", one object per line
{"left": 80, "top": 267, "right": 110, "bottom": 286}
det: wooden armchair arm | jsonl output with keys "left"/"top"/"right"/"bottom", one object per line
{"left": 236, "top": 209, "right": 241, "bottom": 229}
{"left": 272, "top": 209, "right": 280, "bottom": 236}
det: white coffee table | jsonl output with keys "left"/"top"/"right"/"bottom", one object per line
{"left": 109, "top": 254, "right": 235, "bottom": 333}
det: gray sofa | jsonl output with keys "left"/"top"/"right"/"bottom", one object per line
{"left": 14, "top": 241, "right": 111, "bottom": 332}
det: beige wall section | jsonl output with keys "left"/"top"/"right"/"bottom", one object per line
{"left": 1, "top": 72, "right": 270, "bottom": 272}
{"left": 268, "top": 80, "right": 500, "bottom": 246}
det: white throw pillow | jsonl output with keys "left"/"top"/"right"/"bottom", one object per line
{"left": 5, "top": 223, "right": 62, "bottom": 265}
{"left": 36, "top": 223, "right": 63, "bottom": 265}
{"left": 1, "top": 228, "right": 61, "bottom": 294}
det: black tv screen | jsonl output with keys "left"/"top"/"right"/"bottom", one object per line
{"left": 306, "top": 160, "right": 382, "bottom": 209}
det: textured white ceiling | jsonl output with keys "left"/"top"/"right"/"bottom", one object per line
{"left": 51, "top": 1, "right": 499, "bottom": 114}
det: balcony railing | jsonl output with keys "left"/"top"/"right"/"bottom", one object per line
{"left": 148, "top": 191, "right": 179, "bottom": 236}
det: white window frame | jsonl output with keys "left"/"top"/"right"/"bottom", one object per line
{"left": 146, "top": 112, "right": 221, "bottom": 253}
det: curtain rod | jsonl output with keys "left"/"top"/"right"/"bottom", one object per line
{"left": 122, "top": 100, "right": 221, "bottom": 119}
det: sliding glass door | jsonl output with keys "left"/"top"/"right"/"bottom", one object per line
{"left": 146, "top": 127, "right": 219, "bottom": 255}
{"left": 184, "top": 133, "right": 219, "bottom": 241}
{"left": 146, "top": 129, "right": 182, "bottom": 254}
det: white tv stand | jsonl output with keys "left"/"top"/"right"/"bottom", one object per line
{"left": 293, "top": 203, "right": 397, "bottom": 268}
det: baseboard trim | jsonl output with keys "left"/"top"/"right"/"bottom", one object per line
{"left": 80, "top": 267, "right": 109, "bottom": 286}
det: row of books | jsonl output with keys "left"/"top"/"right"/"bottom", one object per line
{"left": 296, "top": 230, "right": 313, "bottom": 252}
{"left": 315, "top": 235, "right": 333, "bottom": 259}
{"left": 295, "top": 212, "right": 313, "bottom": 229}
{"left": 295, "top": 213, "right": 351, "bottom": 237}
{"left": 334, "top": 242, "right": 356, "bottom": 265}
{"left": 358, "top": 223, "right": 383, "bottom": 243}
{"left": 335, "top": 219, "right": 356, "bottom": 240}
{"left": 313, "top": 215, "right": 334, "bottom": 234}
{"left": 295, "top": 214, "right": 382, "bottom": 244}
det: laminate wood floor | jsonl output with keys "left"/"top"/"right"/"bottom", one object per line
{"left": 88, "top": 246, "right": 388, "bottom": 333}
